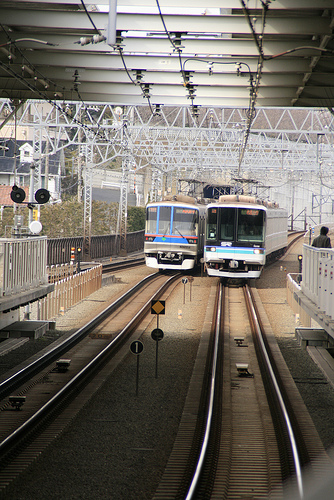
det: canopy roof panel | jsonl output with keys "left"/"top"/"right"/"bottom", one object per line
{"left": 0, "top": 1, "right": 333, "bottom": 108}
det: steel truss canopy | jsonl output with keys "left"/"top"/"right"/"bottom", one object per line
{"left": 0, "top": 1, "right": 334, "bottom": 109}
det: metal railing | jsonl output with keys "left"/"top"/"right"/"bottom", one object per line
{"left": 301, "top": 244, "right": 334, "bottom": 319}
{"left": 0, "top": 236, "right": 48, "bottom": 297}
{"left": 47, "top": 230, "right": 144, "bottom": 266}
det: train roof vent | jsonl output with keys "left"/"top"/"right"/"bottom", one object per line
{"left": 163, "top": 194, "right": 196, "bottom": 204}
{"left": 218, "top": 194, "right": 257, "bottom": 204}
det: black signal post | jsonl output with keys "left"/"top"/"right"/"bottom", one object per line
{"left": 77, "top": 247, "right": 82, "bottom": 273}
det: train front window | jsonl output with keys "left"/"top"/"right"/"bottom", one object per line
{"left": 158, "top": 206, "right": 171, "bottom": 235}
{"left": 207, "top": 208, "right": 218, "bottom": 240}
{"left": 146, "top": 207, "right": 157, "bottom": 233}
{"left": 172, "top": 207, "right": 198, "bottom": 236}
{"left": 237, "top": 209, "right": 264, "bottom": 242}
{"left": 219, "top": 207, "right": 235, "bottom": 241}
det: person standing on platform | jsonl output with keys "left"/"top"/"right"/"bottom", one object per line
{"left": 312, "top": 226, "right": 331, "bottom": 248}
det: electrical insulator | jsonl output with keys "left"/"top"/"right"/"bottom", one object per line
{"left": 79, "top": 37, "right": 92, "bottom": 46}
{"left": 92, "top": 35, "right": 106, "bottom": 44}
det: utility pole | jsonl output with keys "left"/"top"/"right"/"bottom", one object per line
{"left": 77, "top": 125, "right": 83, "bottom": 203}
{"left": 317, "top": 133, "right": 324, "bottom": 224}
{"left": 116, "top": 111, "right": 131, "bottom": 256}
{"left": 117, "top": 156, "right": 129, "bottom": 256}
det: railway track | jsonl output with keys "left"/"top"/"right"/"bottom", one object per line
{"left": 154, "top": 281, "right": 332, "bottom": 499}
{"left": 1, "top": 235, "right": 332, "bottom": 498}
{"left": 0, "top": 271, "right": 181, "bottom": 494}
{"left": 101, "top": 255, "right": 145, "bottom": 273}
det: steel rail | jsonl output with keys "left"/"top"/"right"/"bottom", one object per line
{"left": 102, "top": 256, "right": 145, "bottom": 273}
{"left": 0, "top": 272, "right": 181, "bottom": 459}
{"left": 287, "top": 231, "right": 306, "bottom": 251}
{"left": 0, "top": 272, "right": 159, "bottom": 401}
{"left": 185, "top": 282, "right": 223, "bottom": 500}
{"left": 244, "top": 284, "right": 304, "bottom": 499}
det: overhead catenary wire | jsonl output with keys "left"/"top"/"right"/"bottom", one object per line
{"left": 0, "top": 58, "right": 114, "bottom": 145}
{"left": 115, "top": 46, "right": 155, "bottom": 114}
{"left": 0, "top": 24, "right": 65, "bottom": 96}
{"left": 155, "top": 0, "right": 199, "bottom": 119}
{"left": 237, "top": 0, "right": 269, "bottom": 174}
{"left": 79, "top": 0, "right": 102, "bottom": 36}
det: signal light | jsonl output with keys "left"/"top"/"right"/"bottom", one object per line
{"left": 10, "top": 186, "right": 26, "bottom": 203}
{"left": 10, "top": 185, "right": 50, "bottom": 205}
{"left": 34, "top": 188, "right": 50, "bottom": 204}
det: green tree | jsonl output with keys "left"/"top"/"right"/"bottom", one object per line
{"left": 91, "top": 201, "right": 118, "bottom": 235}
{"left": 0, "top": 199, "right": 145, "bottom": 238}
{"left": 127, "top": 206, "right": 145, "bottom": 232}
{"left": 40, "top": 199, "right": 84, "bottom": 237}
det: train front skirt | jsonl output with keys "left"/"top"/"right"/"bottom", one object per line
{"left": 204, "top": 245, "right": 265, "bottom": 278}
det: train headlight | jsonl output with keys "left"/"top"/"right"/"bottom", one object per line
{"left": 145, "top": 236, "right": 155, "bottom": 242}
{"left": 253, "top": 249, "right": 264, "bottom": 254}
{"left": 187, "top": 238, "right": 197, "bottom": 244}
{"left": 209, "top": 247, "right": 216, "bottom": 252}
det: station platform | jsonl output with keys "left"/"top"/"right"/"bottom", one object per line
{"left": 0, "top": 235, "right": 54, "bottom": 335}
{"left": 287, "top": 281, "right": 334, "bottom": 393}
{"left": 287, "top": 236, "right": 334, "bottom": 392}
{"left": 291, "top": 283, "right": 334, "bottom": 342}
{"left": 0, "top": 284, "right": 54, "bottom": 314}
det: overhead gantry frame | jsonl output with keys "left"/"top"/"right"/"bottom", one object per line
{"left": 1, "top": 100, "right": 334, "bottom": 251}
{"left": 1, "top": 1, "right": 334, "bottom": 108}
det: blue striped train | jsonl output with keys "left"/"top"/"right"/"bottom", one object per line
{"left": 144, "top": 195, "right": 206, "bottom": 271}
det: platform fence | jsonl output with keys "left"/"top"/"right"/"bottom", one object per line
{"left": 37, "top": 264, "right": 102, "bottom": 321}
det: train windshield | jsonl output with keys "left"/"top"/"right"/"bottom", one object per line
{"left": 206, "top": 206, "right": 265, "bottom": 243}
{"left": 146, "top": 206, "right": 172, "bottom": 234}
{"left": 237, "top": 208, "right": 265, "bottom": 242}
{"left": 158, "top": 206, "right": 171, "bottom": 234}
{"left": 172, "top": 207, "right": 198, "bottom": 236}
{"left": 207, "top": 207, "right": 234, "bottom": 241}
{"left": 146, "top": 207, "right": 158, "bottom": 233}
